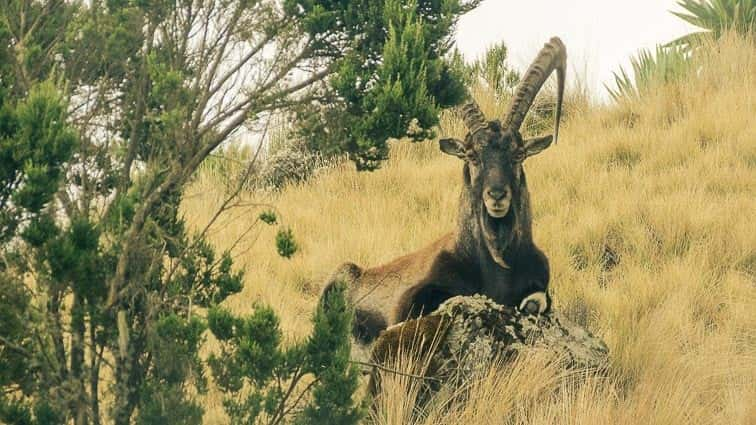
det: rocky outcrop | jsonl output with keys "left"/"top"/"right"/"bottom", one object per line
{"left": 368, "top": 295, "right": 609, "bottom": 396}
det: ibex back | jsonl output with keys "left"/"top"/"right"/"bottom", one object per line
{"left": 322, "top": 37, "right": 567, "bottom": 344}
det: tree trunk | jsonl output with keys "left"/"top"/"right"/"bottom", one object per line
{"left": 113, "top": 309, "right": 134, "bottom": 425}
{"left": 89, "top": 318, "right": 102, "bottom": 425}
{"left": 71, "top": 294, "right": 88, "bottom": 425}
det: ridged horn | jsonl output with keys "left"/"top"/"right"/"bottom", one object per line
{"left": 503, "top": 37, "right": 566, "bottom": 143}
{"left": 461, "top": 99, "right": 487, "bottom": 135}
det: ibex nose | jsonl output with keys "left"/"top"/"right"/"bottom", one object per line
{"left": 487, "top": 187, "right": 509, "bottom": 201}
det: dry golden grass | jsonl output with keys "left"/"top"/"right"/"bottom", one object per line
{"left": 185, "top": 33, "right": 755, "bottom": 424}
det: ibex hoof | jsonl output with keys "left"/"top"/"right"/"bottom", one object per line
{"left": 519, "top": 291, "right": 548, "bottom": 315}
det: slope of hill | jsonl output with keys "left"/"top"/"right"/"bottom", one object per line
{"left": 186, "top": 34, "right": 755, "bottom": 424}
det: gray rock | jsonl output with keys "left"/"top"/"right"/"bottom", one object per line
{"left": 368, "top": 295, "right": 609, "bottom": 397}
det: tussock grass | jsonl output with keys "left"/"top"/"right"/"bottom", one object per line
{"left": 186, "top": 33, "right": 755, "bottom": 424}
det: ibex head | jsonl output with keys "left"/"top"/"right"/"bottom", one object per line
{"left": 439, "top": 37, "right": 566, "bottom": 265}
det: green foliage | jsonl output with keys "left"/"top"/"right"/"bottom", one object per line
{"left": 0, "top": 398, "right": 32, "bottom": 425}
{"left": 0, "top": 1, "right": 78, "bottom": 93}
{"left": 669, "top": 0, "right": 756, "bottom": 50}
{"left": 297, "top": 0, "right": 479, "bottom": 170}
{"left": 61, "top": 1, "right": 144, "bottom": 84}
{"left": 446, "top": 47, "right": 474, "bottom": 88}
{"left": 608, "top": 0, "right": 755, "bottom": 101}
{"left": 166, "top": 235, "right": 245, "bottom": 307}
{"left": 0, "top": 275, "right": 32, "bottom": 392}
{"left": 606, "top": 45, "right": 690, "bottom": 101}
{"left": 0, "top": 44, "right": 244, "bottom": 423}
{"left": 259, "top": 210, "right": 278, "bottom": 225}
{"left": 468, "top": 42, "right": 521, "bottom": 98}
{"left": 208, "top": 282, "right": 363, "bottom": 425}
{"left": 276, "top": 227, "right": 299, "bottom": 259}
{"left": 0, "top": 398, "right": 63, "bottom": 425}
{"left": 0, "top": 82, "right": 77, "bottom": 243}
{"left": 366, "top": 0, "right": 438, "bottom": 144}
{"left": 297, "top": 283, "right": 363, "bottom": 425}
{"left": 137, "top": 314, "right": 207, "bottom": 425}
{"left": 136, "top": 384, "right": 204, "bottom": 425}
{"left": 1, "top": 0, "right": 478, "bottom": 422}
{"left": 0, "top": 73, "right": 78, "bottom": 425}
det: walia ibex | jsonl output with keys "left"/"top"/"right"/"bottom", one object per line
{"left": 322, "top": 37, "right": 567, "bottom": 344}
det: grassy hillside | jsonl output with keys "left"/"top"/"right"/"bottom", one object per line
{"left": 185, "top": 34, "right": 755, "bottom": 424}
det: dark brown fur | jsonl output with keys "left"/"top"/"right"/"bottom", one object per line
{"left": 322, "top": 38, "right": 567, "bottom": 345}
{"left": 322, "top": 126, "right": 552, "bottom": 344}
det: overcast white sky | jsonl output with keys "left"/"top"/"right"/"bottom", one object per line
{"left": 455, "top": 0, "right": 697, "bottom": 99}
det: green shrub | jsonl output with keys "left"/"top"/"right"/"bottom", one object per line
{"left": 208, "top": 282, "right": 364, "bottom": 425}
{"left": 468, "top": 42, "right": 520, "bottom": 99}
{"left": 259, "top": 144, "right": 322, "bottom": 191}
{"left": 669, "top": 0, "right": 756, "bottom": 51}
{"left": 606, "top": 45, "right": 690, "bottom": 101}
{"left": 608, "top": 0, "right": 756, "bottom": 101}
{"left": 276, "top": 227, "right": 299, "bottom": 259}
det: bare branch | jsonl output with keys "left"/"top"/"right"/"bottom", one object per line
{"left": 191, "top": 2, "right": 246, "bottom": 131}
{"left": 164, "top": 117, "right": 269, "bottom": 284}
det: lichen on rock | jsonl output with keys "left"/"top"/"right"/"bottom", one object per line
{"left": 368, "top": 295, "right": 609, "bottom": 398}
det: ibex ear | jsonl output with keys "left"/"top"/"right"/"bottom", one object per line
{"left": 523, "top": 135, "right": 554, "bottom": 158}
{"left": 439, "top": 138, "right": 466, "bottom": 158}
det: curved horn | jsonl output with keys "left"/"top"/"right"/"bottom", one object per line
{"left": 461, "top": 99, "right": 487, "bottom": 135}
{"left": 503, "top": 37, "right": 566, "bottom": 143}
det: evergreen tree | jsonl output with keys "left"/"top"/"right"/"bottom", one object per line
{"left": 296, "top": 0, "right": 478, "bottom": 169}
{"left": 207, "top": 282, "right": 363, "bottom": 424}
{"left": 0, "top": 0, "right": 481, "bottom": 423}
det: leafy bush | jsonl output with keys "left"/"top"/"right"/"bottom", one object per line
{"left": 259, "top": 210, "right": 278, "bottom": 225}
{"left": 606, "top": 46, "right": 690, "bottom": 101}
{"left": 299, "top": 0, "right": 481, "bottom": 170}
{"left": 208, "top": 282, "right": 364, "bottom": 425}
{"left": 276, "top": 227, "right": 299, "bottom": 259}
{"left": 468, "top": 42, "right": 521, "bottom": 99}
{"left": 2, "top": 0, "right": 477, "bottom": 422}
{"left": 258, "top": 144, "right": 323, "bottom": 191}
{"left": 669, "top": 0, "right": 756, "bottom": 50}
{"left": 446, "top": 42, "right": 519, "bottom": 101}
{"left": 608, "top": 0, "right": 756, "bottom": 101}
